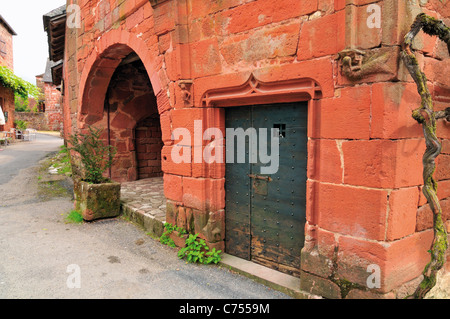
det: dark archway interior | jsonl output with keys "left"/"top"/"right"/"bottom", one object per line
{"left": 104, "top": 55, "right": 163, "bottom": 182}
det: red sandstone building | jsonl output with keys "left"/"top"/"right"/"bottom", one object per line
{"left": 46, "top": 1, "right": 449, "bottom": 298}
{"left": 0, "top": 15, "right": 17, "bottom": 132}
{"left": 35, "top": 59, "right": 64, "bottom": 132}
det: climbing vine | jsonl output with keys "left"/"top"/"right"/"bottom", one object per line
{"left": 401, "top": 13, "right": 450, "bottom": 299}
{"left": 0, "top": 66, "right": 41, "bottom": 100}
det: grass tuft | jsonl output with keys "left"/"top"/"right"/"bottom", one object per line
{"left": 65, "top": 210, "right": 84, "bottom": 224}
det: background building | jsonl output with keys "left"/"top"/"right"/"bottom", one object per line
{"left": 14, "top": 59, "right": 64, "bottom": 133}
{"left": 0, "top": 15, "right": 16, "bottom": 132}
{"left": 37, "top": 59, "right": 64, "bottom": 132}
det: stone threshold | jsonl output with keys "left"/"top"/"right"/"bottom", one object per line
{"left": 219, "top": 253, "right": 320, "bottom": 299}
{"left": 121, "top": 201, "right": 320, "bottom": 299}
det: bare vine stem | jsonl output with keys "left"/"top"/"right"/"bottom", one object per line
{"left": 401, "top": 13, "right": 450, "bottom": 299}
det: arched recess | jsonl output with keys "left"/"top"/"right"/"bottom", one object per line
{"left": 78, "top": 29, "right": 162, "bottom": 127}
{"left": 77, "top": 32, "right": 166, "bottom": 183}
{"left": 105, "top": 57, "right": 162, "bottom": 182}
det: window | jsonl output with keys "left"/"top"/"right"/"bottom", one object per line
{"left": 0, "top": 37, "right": 6, "bottom": 55}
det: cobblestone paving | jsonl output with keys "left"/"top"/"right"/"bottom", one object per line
{"left": 120, "top": 177, "right": 166, "bottom": 222}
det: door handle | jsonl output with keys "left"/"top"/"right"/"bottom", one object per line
{"left": 248, "top": 174, "right": 272, "bottom": 182}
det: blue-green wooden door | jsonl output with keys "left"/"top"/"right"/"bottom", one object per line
{"left": 225, "top": 103, "right": 308, "bottom": 276}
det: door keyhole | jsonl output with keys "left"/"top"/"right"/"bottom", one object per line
{"left": 273, "top": 124, "right": 286, "bottom": 138}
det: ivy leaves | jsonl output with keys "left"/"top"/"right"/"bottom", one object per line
{"left": 0, "top": 66, "right": 41, "bottom": 100}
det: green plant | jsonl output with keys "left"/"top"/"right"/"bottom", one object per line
{"left": 159, "top": 223, "right": 222, "bottom": 264}
{"left": 178, "top": 234, "right": 222, "bottom": 265}
{"left": 59, "top": 145, "right": 68, "bottom": 154}
{"left": 160, "top": 232, "right": 176, "bottom": 247}
{"left": 68, "top": 126, "right": 116, "bottom": 184}
{"left": 14, "top": 95, "right": 30, "bottom": 112}
{"left": 56, "top": 145, "right": 72, "bottom": 176}
{"left": 0, "top": 66, "right": 41, "bottom": 100}
{"left": 14, "top": 119, "right": 28, "bottom": 130}
{"left": 160, "top": 223, "right": 176, "bottom": 247}
{"left": 65, "top": 210, "right": 84, "bottom": 224}
{"left": 160, "top": 223, "right": 187, "bottom": 248}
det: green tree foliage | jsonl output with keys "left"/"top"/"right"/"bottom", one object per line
{"left": 0, "top": 66, "right": 41, "bottom": 101}
{"left": 14, "top": 95, "right": 30, "bottom": 112}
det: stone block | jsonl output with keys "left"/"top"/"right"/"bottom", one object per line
{"left": 220, "top": 0, "right": 317, "bottom": 35}
{"left": 416, "top": 198, "right": 450, "bottom": 232}
{"left": 74, "top": 180, "right": 121, "bottom": 221}
{"left": 300, "top": 271, "right": 341, "bottom": 299}
{"left": 337, "top": 230, "right": 433, "bottom": 293}
{"left": 297, "top": 10, "right": 346, "bottom": 60}
{"left": 191, "top": 38, "right": 222, "bottom": 79}
{"left": 307, "top": 138, "right": 343, "bottom": 184}
{"left": 163, "top": 173, "right": 183, "bottom": 202}
{"left": 161, "top": 145, "right": 192, "bottom": 177}
{"left": 386, "top": 187, "right": 420, "bottom": 241}
{"left": 342, "top": 139, "right": 425, "bottom": 189}
{"left": 370, "top": 82, "right": 423, "bottom": 139}
{"left": 313, "top": 86, "right": 371, "bottom": 140}
{"left": 182, "top": 177, "right": 225, "bottom": 212}
{"left": 309, "top": 181, "right": 389, "bottom": 240}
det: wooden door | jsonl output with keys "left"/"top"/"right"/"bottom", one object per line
{"left": 225, "top": 103, "right": 308, "bottom": 276}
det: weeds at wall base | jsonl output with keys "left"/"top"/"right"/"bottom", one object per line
{"left": 160, "top": 223, "right": 222, "bottom": 265}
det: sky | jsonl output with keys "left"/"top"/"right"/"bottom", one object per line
{"left": 0, "top": 0, "right": 66, "bottom": 84}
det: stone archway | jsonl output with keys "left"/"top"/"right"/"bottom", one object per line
{"left": 77, "top": 40, "right": 166, "bottom": 183}
{"left": 105, "top": 56, "right": 162, "bottom": 182}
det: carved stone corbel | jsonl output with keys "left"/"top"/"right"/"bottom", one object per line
{"left": 337, "top": 47, "right": 397, "bottom": 82}
{"left": 338, "top": 48, "right": 366, "bottom": 74}
{"left": 178, "top": 80, "right": 193, "bottom": 106}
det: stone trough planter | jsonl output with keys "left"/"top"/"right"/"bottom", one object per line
{"left": 74, "top": 180, "right": 121, "bottom": 222}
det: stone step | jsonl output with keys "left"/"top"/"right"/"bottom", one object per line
{"left": 121, "top": 202, "right": 166, "bottom": 238}
{"left": 219, "top": 253, "right": 320, "bottom": 299}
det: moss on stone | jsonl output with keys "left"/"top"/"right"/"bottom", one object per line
{"left": 74, "top": 180, "right": 121, "bottom": 221}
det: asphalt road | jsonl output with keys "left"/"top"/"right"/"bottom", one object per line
{"left": 0, "top": 133, "right": 292, "bottom": 300}
{"left": 0, "top": 133, "right": 64, "bottom": 185}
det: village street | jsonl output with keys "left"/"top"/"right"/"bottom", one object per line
{"left": 0, "top": 133, "right": 291, "bottom": 300}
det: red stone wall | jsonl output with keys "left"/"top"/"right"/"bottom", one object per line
{"left": 44, "top": 82, "right": 63, "bottom": 132}
{"left": 136, "top": 115, "right": 163, "bottom": 179}
{"left": 0, "top": 84, "right": 15, "bottom": 132}
{"left": 14, "top": 112, "right": 49, "bottom": 131}
{"left": 0, "top": 22, "right": 14, "bottom": 71}
{"left": 0, "top": 21, "right": 15, "bottom": 132}
{"left": 63, "top": 0, "right": 450, "bottom": 298}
